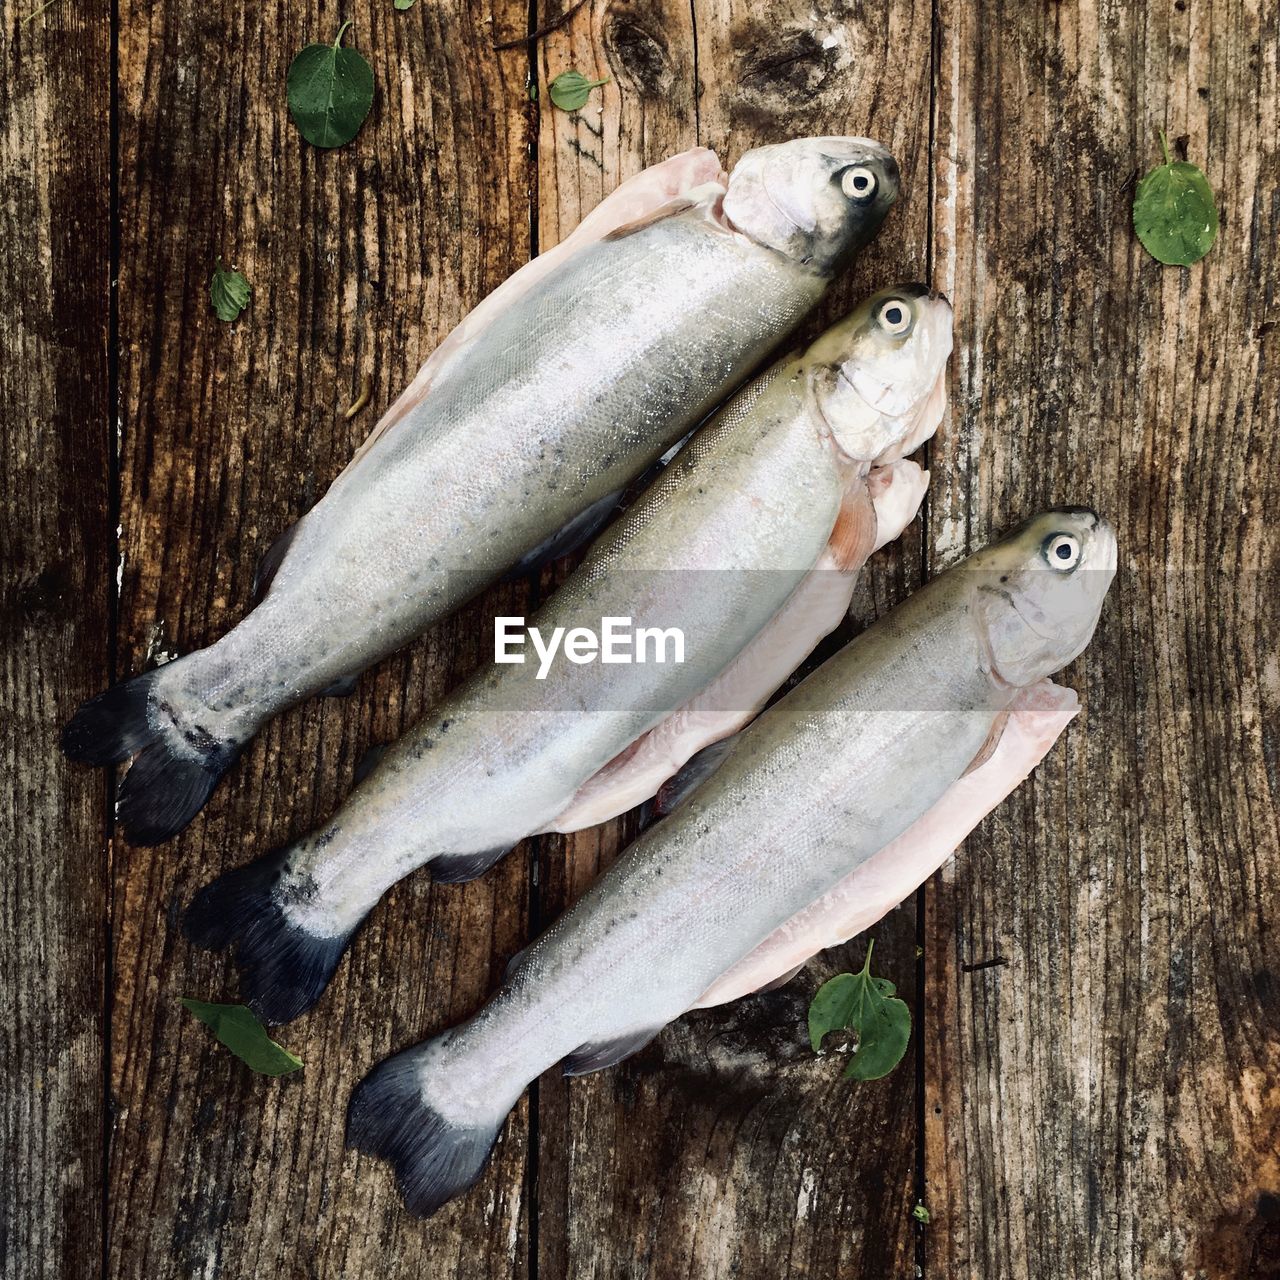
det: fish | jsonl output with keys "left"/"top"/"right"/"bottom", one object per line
{"left": 61, "top": 137, "right": 901, "bottom": 846}
{"left": 692, "top": 677, "right": 1080, "bottom": 1007}
{"left": 344, "top": 508, "right": 1117, "bottom": 1217}
{"left": 182, "top": 286, "right": 954, "bottom": 1024}
{"left": 545, "top": 457, "right": 935, "bottom": 832}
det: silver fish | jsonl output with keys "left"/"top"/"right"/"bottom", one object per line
{"left": 183, "top": 286, "right": 952, "bottom": 1024}
{"left": 62, "top": 137, "right": 900, "bottom": 845}
{"left": 694, "top": 677, "right": 1080, "bottom": 1007}
{"left": 345, "top": 509, "right": 1117, "bottom": 1216}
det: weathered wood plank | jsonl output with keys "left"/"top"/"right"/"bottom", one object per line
{"left": 106, "top": 0, "right": 536, "bottom": 1273}
{"left": 0, "top": 0, "right": 110, "bottom": 1276}
{"left": 530, "top": 0, "right": 936, "bottom": 1272}
{"left": 924, "top": 0, "right": 1280, "bottom": 1275}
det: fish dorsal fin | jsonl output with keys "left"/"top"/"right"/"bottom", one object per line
{"left": 563, "top": 1028, "right": 661, "bottom": 1077}
{"left": 502, "top": 487, "right": 624, "bottom": 581}
{"left": 503, "top": 942, "right": 531, "bottom": 983}
{"left": 430, "top": 844, "right": 516, "bottom": 884}
{"left": 961, "top": 708, "right": 1012, "bottom": 777}
{"left": 253, "top": 519, "right": 303, "bottom": 602}
{"left": 653, "top": 734, "right": 741, "bottom": 816}
{"left": 601, "top": 182, "right": 730, "bottom": 243}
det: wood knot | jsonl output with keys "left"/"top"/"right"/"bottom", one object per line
{"left": 738, "top": 28, "right": 839, "bottom": 103}
{"left": 603, "top": 16, "right": 675, "bottom": 97}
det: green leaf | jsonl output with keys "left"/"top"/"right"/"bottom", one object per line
{"left": 548, "top": 69, "right": 609, "bottom": 112}
{"left": 286, "top": 21, "right": 375, "bottom": 149}
{"left": 210, "top": 258, "right": 251, "bottom": 322}
{"left": 806, "top": 939, "right": 912, "bottom": 1082}
{"left": 912, "top": 1201, "right": 931, "bottom": 1225}
{"left": 1133, "top": 132, "right": 1219, "bottom": 266}
{"left": 393, "top": 0, "right": 416, "bottom": 9}
{"left": 181, "top": 999, "right": 303, "bottom": 1077}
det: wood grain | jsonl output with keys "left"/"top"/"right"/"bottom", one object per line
{"left": 924, "top": 0, "right": 1280, "bottom": 1276}
{"left": 0, "top": 0, "right": 110, "bottom": 1275}
{"left": 529, "top": 0, "right": 936, "bottom": 1274}
{"left": 7, "top": 0, "right": 1278, "bottom": 1271}
{"left": 106, "top": 0, "right": 535, "bottom": 1273}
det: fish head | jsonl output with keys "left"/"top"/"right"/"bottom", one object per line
{"left": 805, "top": 285, "right": 954, "bottom": 462}
{"left": 722, "top": 137, "right": 900, "bottom": 275}
{"left": 969, "top": 508, "right": 1117, "bottom": 688}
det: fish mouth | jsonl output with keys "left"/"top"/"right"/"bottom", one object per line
{"left": 834, "top": 291, "right": 954, "bottom": 424}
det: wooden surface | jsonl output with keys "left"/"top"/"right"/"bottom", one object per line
{"left": 1, "top": 1, "right": 110, "bottom": 1277}
{"left": 1, "top": 0, "right": 1276, "bottom": 1274}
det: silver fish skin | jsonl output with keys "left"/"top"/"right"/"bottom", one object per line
{"left": 62, "top": 137, "right": 900, "bottom": 846}
{"left": 346, "top": 509, "right": 1117, "bottom": 1217}
{"left": 182, "top": 286, "right": 953, "bottom": 1024}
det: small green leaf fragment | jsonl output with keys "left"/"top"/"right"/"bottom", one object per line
{"left": 393, "top": 0, "right": 416, "bottom": 10}
{"left": 210, "top": 259, "right": 251, "bottom": 322}
{"left": 1133, "top": 132, "right": 1218, "bottom": 266}
{"left": 287, "top": 22, "right": 376, "bottom": 149}
{"left": 548, "top": 69, "right": 609, "bottom": 112}
{"left": 806, "top": 939, "right": 912, "bottom": 1082}
{"left": 181, "top": 999, "right": 303, "bottom": 1076}
{"left": 912, "top": 1201, "right": 931, "bottom": 1225}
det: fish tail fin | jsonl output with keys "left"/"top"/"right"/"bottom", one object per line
{"left": 61, "top": 658, "right": 245, "bottom": 845}
{"left": 61, "top": 668, "right": 157, "bottom": 765}
{"left": 347, "top": 1038, "right": 512, "bottom": 1217}
{"left": 183, "top": 845, "right": 357, "bottom": 1025}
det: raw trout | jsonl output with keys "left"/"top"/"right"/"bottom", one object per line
{"left": 693, "top": 678, "right": 1080, "bottom": 1007}
{"left": 184, "top": 286, "right": 953, "bottom": 1024}
{"left": 63, "top": 137, "right": 900, "bottom": 845}
{"left": 346, "top": 509, "right": 1116, "bottom": 1216}
{"left": 546, "top": 459, "right": 936, "bottom": 832}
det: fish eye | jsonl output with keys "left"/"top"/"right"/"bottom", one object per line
{"left": 877, "top": 298, "right": 913, "bottom": 336}
{"left": 841, "top": 166, "right": 877, "bottom": 200}
{"left": 1044, "top": 532, "right": 1082, "bottom": 570}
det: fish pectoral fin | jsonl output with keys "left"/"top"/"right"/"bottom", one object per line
{"left": 601, "top": 181, "right": 727, "bottom": 243}
{"left": 430, "top": 844, "right": 517, "bottom": 885}
{"left": 961, "top": 707, "right": 1012, "bottom": 777}
{"left": 253, "top": 519, "right": 303, "bottom": 602}
{"left": 600, "top": 196, "right": 699, "bottom": 242}
{"left": 750, "top": 962, "right": 807, "bottom": 996}
{"left": 653, "top": 734, "right": 741, "bottom": 816}
{"left": 828, "top": 476, "right": 879, "bottom": 573}
{"left": 563, "top": 1028, "right": 662, "bottom": 1077}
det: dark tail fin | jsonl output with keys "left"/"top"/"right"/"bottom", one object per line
{"left": 183, "top": 846, "right": 358, "bottom": 1025}
{"left": 61, "top": 665, "right": 241, "bottom": 845}
{"left": 347, "top": 1043, "right": 509, "bottom": 1217}
{"left": 61, "top": 671, "right": 156, "bottom": 765}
